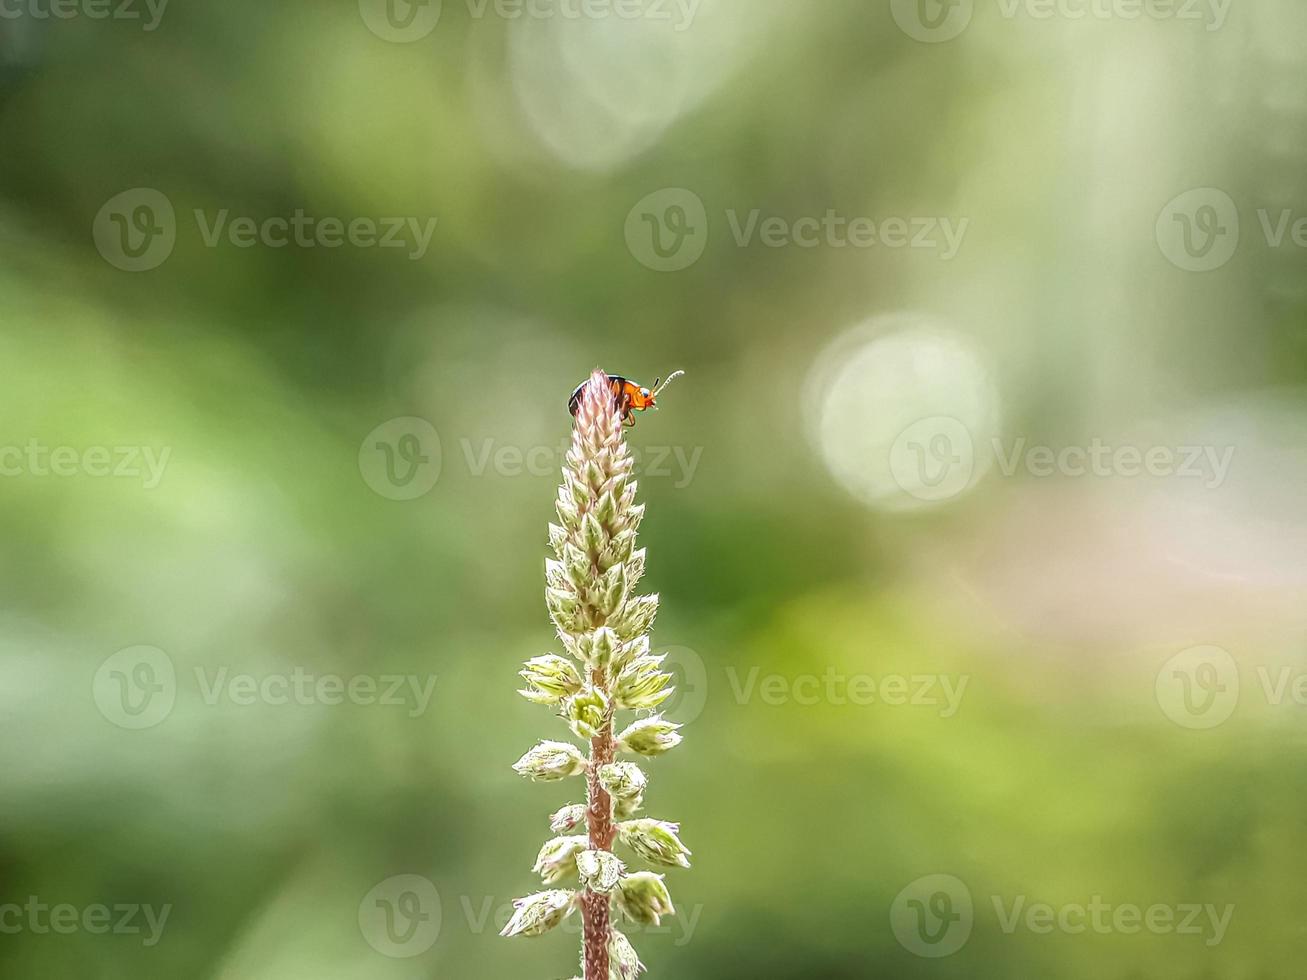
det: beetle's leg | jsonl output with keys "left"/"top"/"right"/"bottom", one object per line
{"left": 623, "top": 414, "right": 637, "bottom": 428}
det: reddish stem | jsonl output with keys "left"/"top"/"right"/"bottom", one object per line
{"left": 582, "top": 685, "right": 615, "bottom": 980}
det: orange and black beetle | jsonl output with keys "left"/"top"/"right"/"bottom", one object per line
{"left": 569, "top": 371, "right": 684, "bottom": 428}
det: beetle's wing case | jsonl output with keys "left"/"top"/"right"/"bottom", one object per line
{"left": 568, "top": 375, "right": 626, "bottom": 416}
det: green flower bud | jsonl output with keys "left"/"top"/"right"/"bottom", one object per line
{"left": 519, "top": 655, "right": 584, "bottom": 706}
{"left": 610, "top": 635, "right": 649, "bottom": 676}
{"left": 576, "top": 848, "right": 624, "bottom": 894}
{"left": 614, "top": 795, "right": 644, "bottom": 820}
{"left": 608, "top": 929, "right": 645, "bottom": 980}
{"left": 512, "top": 740, "right": 587, "bottom": 782}
{"left": 616, "top": 716, "right": 682, "bottom": 756}
{"left": 598, "top": 762, "right": 647, "bottom": 803}
{"left": 549, "top": 803, "right": 587, "bottom": 834}
{"left": 499, "top": 889, "right": 577, "bottom": 938}
{"left": 533, "top": 835, "right": 588, "bottom": 884}
{"left": 618, "top": 819, "right": 691, "bottom": 869}
{"left": 589, "top": 626, "right": 619, "bottom": 671}
{"left": 612, "top": 654, "right": 673, "bottom": 711}
{"left": 616, "top": 872, "right": 675, "bottom": 927}
{"left": 613, "top": 593, "right": 658, "bottom": 642}
{"left": 563, "top": 686, "right": 610, "bottom": 740}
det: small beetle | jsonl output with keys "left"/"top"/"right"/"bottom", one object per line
{"left": 569, "top": 371, "right": 685, "bottom": 428}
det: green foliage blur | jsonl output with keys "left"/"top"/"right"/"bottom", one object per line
{"left": 2, "top": 0, "right": 1306, "bottom": 977}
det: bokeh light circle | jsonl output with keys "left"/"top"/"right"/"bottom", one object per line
{"left": 807, "top": 315, "right": 1001, "bottom": 512}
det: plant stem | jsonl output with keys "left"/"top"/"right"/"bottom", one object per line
{"left": 582, "top": 674, "right": 615, "bottom": 980}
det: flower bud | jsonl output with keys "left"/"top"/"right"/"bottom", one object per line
{"left": 589, "top": 627, "right": 619, "bottom": 671}
{"left": 613, "top": 593, "right": 658, "bottom": 641}
{"left": 533, "top": 835, "right": 588, "bottom": 884}
{"left": 597, "top": 762, "right": 647, "bottom": 803}
{"left": 612, "top": 654, "right": 673, "bottom": 711}
{"left": 519, "top": 655, "right": 584, "bottom": 706}
{"left": 563, "top": 687, "right": 610, "bottom": 740}
{"left": 512, "top": 740, "right": 587, "bottom": 782}
{"left": 616, "top": 716, "right": 682, "bottom": 757}
{"left": 499, "top": 889, "right": 577, "bottom": 938}
{"left": 610, "top": 635, "right": 649, "bottom": 676}
{"left": 616, "top": 872, "right": 675, "bottom": 927}
{"left": 549, "top": 803, "right": 587, "bottom": 834}
{"left": 617, "top": 819, "right": 691, "bottom": 869}
{"left": 576, "top": 848, "right": 624, "bottom": 894}
{"left": 614, "top": 796, "right": 644, "bottom": 820}
{"left": 608, "top": 929, "right": 645, "bottom": 980}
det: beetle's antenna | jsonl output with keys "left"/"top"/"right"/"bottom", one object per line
{"left": 652, "top": 370, "right": 686, "bottom": 398}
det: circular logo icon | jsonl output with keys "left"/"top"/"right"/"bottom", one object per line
{"left": 1155, "top": 645, "right": 1239, "bottom": 730}
{"left": 93, "top": 188, "right": 176, "bottom": 272}
{"left": 891, "top": 0, "right": 974, "bottom": 43}
{"left": 658, "top": 645, "right": 708, "bottom": 726}
{"left": 358, "top": 0, "right": 441, "bottom": 42}
{"left": 93, "top": 646, "right": 176, "bottom": 730}
{"left": 1156, "top": 188, "right": 1240, "bottom": 272}
{"left": 889, "top": 417, "right": 976, "bottom": 502}
{"left": 359, "top": 417, "right": 442, "bottom": 500}
{"left": 890, "top": 873, "right": 973, "bottom": 958}
{"left": 624, "top": 188, "right": 708, "bottom": 273}
{"left": 359, "top": 874, "right": 441, "bottom": 957}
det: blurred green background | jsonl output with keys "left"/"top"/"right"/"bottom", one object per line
{"left": 2, "top": 0, "right": 1307, "bottom": 977}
